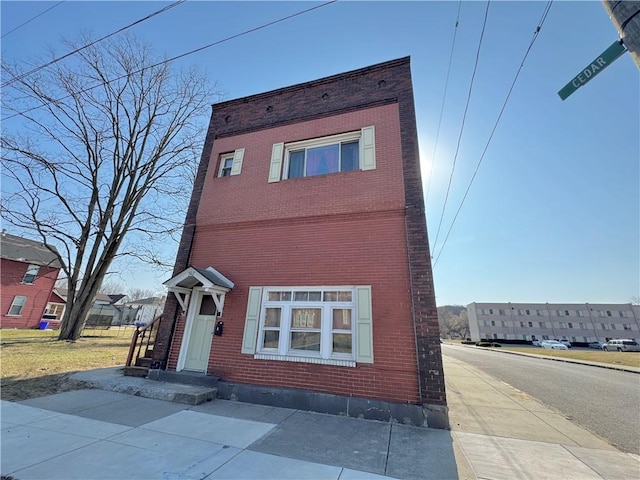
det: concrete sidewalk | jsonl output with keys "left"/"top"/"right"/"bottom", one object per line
{"left": 2, "top": 353, "right": 639, "bottom": 479}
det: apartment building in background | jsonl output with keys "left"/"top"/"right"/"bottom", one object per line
{"left": 151, "top": 57, "right": 447, "bottom": 427}
{"left": 467, "top": 302, "right": 640, "bottom": 344}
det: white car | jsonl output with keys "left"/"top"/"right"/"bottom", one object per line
{"left": 540, "top": 340, "right": 568, "bottom": 350}
{"left": 602, "top": 339, "right": 640, "bottom": 352}
{"left": 553, "top": 339, "right": 571, "bottom": 348}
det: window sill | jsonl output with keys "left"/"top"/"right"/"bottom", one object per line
{"left": 254, "top": 353, "right": 355, "bottom": 367}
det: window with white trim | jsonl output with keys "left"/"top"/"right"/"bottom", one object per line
{"left": 8, "top": 296, "right": 27, "bottom": 316}
{"left": 242, "top": 286, "right": 373, "bottom": 365}
{"left": 259, "top": 288, "right": 355, "bottom": 358}
{"left": 22, "top": 264, "right": 40, "bottom": 284}
{"left": 217, "top": 149, "right": 244, "bottom": 177}
{"left": 268, "top": 127, "right": 375, "bottom": 183}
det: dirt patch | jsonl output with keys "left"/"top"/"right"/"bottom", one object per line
{"left": 1, "top": 373, "right": 92, "bottom": 402}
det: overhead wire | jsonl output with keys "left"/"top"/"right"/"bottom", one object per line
{"left": 432, "top": 1, "right": 554, "bottom": 268}
{"left": 3, "top": 0, "right": 338, "bottom": 121}
{"left": 2, "top": 0, "right": 186, "bottom": 88}
{"left": 424, "top": 0, "right": 462, "bottom": 209}
{"left": 1, "top": 1, "right": 65, "bottom": 39}
{"left": 430, "top": 0, "right": 491, "bottom": 254}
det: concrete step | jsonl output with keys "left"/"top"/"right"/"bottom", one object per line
{"left": 72, "top": 367, "right": 217, "bottom": 406}
{"left": 148, "top": 369, "right": 220, "bottom": 389}
{"left": 135, "top": 357, "right": 153, "bottom": 368}
{"left": 123, "top": 366, "right": 149, "bottom": 377}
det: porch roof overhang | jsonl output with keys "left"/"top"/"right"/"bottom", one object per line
{"left": 163, "top": 266, "right": 234, "bottom": 312}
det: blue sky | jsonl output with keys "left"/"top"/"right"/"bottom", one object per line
{"left": 2, "top": 1, "right": 638, "bottom": 305}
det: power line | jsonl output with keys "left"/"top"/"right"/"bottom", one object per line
{"left": 2, "top": 0, "right": 186, "bottom": 88}
{"left": 432, "top": 1, "right": 554, "bottom": 268}
{"left": 3, "top": 0, "right": 338, "bottom": 122}
{"left": 424, "top": 0, "right": 462, "bottom": 209}
{"left": 430, "top": 0, "right": 491, "bottom": 254}
{"left": 1, "top": 1, "right": 65, "bottom": 39}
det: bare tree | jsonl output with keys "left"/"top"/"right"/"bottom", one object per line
{"left": 1, "top": 34, "right": 218, "bottom": 340}
{"left": 437, "top": 306, "right": 469, "bottom": 339}
{"left": 100, "top": 280, "right": 127, "bottom": 295}
{"left": 127, "top": 288, "right": 157, "bottom": 301}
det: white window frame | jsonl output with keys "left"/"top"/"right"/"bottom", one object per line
{"left": 22, "top": 264, "right": 40, "bottom": 285}
{"left": 269, "top": 127, "right": 375, "bottom": 183}
{"left": 283, "top": 131, "right": 361, "bottom": 180}
{"left": 218, "top": 153, "right": 235, "bottom": 177}
{"left": 8, "top": 295, "right": 27, "bottom": 316}
{"left": 255, "top": 287, "right": 358, "bottom": 366}
{"left": 217, "top": 149, "right": 244, "bottom": 177}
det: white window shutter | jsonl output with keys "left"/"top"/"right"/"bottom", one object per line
{"left": 241, "top": 287, "right": 263, "bottom": 354}
{"left": 355, "top": 286, "right": 374, "bottom": 363}
{"left": 268, "top": 143, "right": 284, "bottom": 183}
{"left": 230, "top": 148, "right": 245, "bottom": 176}
{"left": 360, "top": 126, "right": 376, "bottom": 171}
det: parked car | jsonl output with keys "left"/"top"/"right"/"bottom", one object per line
{"left": 588, "top": 341, "right": 604, "bottom": 349}
{"left": 540, "top": 340, "right": 568, "bottom": 350}
{"left": 553, "top": 339, "right": 572, "bottom": 348}
{"left": 532, "top": 340, "right": 541, "bottom": 347}
{"left": 602, "top": 339, "right": 640, "bottom": 352}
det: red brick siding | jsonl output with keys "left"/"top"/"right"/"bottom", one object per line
{"left": 191, "top": 212, "right": 419, "bottom": 404}
{"left": 197, "top": 103, "right": 403, "bottom": 226}
{"left": 167, "top": 313, "right": 187, "bottom": 370}
{"left": 1, "top": 258, "right": 59, "bottom": 328}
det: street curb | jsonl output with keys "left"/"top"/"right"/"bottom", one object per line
{"left": 452, "top": 344, "right": 640, "bottom": 374}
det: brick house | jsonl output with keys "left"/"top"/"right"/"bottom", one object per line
{"left": 153, "top": 57, "right": 448, "bottom": 427}
{"left": 1, "top": 232, "right": 63, "bottom": 329}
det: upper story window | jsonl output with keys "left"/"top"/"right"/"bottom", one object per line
{"left": 217, "top": 149, "right": 245, "bottom": 178}
{"left": 498, "top": 309, "right": 506, "bottom": 315}
{"left": 7, "top": 295, "right": 27, "bottom": 316}
{"left": 288, "top": 138, "right": 359, "bottom": 179}
{"left": 268, "top": 127, "right": 376, "bottom": 183}
{"left": 22, "top": 265, "right": 40, "bottom": 284}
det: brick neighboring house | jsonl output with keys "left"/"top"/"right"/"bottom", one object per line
{"left": 153, "top": 57, "right": 447, "bottom": 427}
{"left": 1, "top": 232, "right": 63, "bottom": 329}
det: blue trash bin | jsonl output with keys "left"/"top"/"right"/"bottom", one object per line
{"left": 39, "top": 321, "right": 49, "bottom": 330}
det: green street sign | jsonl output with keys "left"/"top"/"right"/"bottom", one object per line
{"left": 558, "top": 40, "right": 627, "bottom": 100}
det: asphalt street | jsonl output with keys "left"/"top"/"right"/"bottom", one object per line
{"left": 441, "top": 343, "right": 640, "bottom": 455}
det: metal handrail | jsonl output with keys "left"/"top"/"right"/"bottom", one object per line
{"left": 125, "top": 314, "right": 162, "bottom": 368}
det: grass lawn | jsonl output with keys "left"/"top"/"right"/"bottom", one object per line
{"left": 501, "top": 347, "right": 640, "bottom": 368}
{"left": 1, "top": 327, "right": 136, "bottom": 401}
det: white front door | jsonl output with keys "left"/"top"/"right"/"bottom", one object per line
{"left": 183, "top": 290, "right": 217, "bottom": 372}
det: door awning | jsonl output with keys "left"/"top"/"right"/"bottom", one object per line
{"left": 163, "top": 266, "right": 234, "bottom": 312}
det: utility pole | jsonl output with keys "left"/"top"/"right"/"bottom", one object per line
{"left": 602, "top": 1, "right": 640, "bottom": 69}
